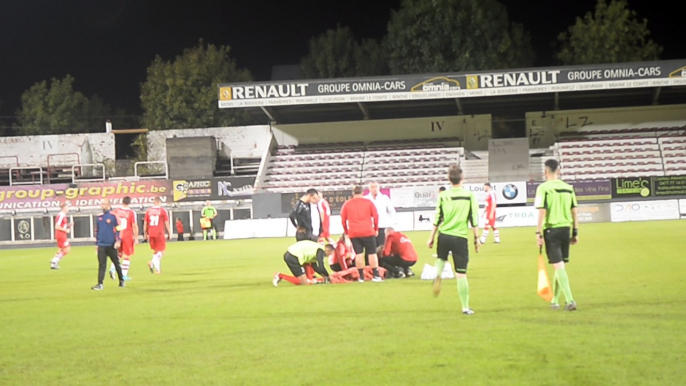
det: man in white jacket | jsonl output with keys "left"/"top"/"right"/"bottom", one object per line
{"left": 365, "top": 181, "right": 396, "bottom": 247}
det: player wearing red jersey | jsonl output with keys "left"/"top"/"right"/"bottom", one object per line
{"left": 144, "top": 197, "right": 171, "bottom": 274}
{"left": 317, "top": 192, "right": 335, "bottom": 245}
{"left": 50, "top": 202, "right": 73, "bottom": 270}
{"left": 329, "top": 234, "right": 354, "bottom": 272}
{"left": 480, "top": 183, "right": 500, "bottom": 244}
{"left": 378, "top": 227, "right": 418, "bottom": 278}
{"left": 109, "top": 196, "right": 138, "bottom": 281}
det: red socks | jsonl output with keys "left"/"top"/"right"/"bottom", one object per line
{"left": 278, "top": 273, "right": 301, "bottom": 285}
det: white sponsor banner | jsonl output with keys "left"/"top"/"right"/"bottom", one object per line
{"left": 487, "top": 206, "right": 536, "bottom": 228}
{"left": 414, "top": 211, "right": 435, "bottom": 231}
{"left": 478, "top": 206, "right": 538, "bottom": 228}
{"left": 392, "top": 181, "right": 527, "bottom": 208}
{"left": 219, "top": 78, "right": 686, "bottom": 108}
{"left": 390, "top": 188, "right": 416, "bottom": 209}
{"left": 414, "top": 206, "right": 536, "bottom": 230}
{"left": 286, "top": 215, "right": 345, "bottom": 237}
{"left": 224, "top": 218, "right": 288, "bottom": 240}
{"left": 391, "top": 186, "right": 438, "bottom": 208}
{"left": 680, "top": 199, "right": 686, "bottom": 218}
{"left": 395, "top": 212, "right": 415, "bottom": 232}
{"left": 610, "top": 200, "right": 680, "bottom": 222}
{"left": 465, "top": 181, "right": 527, "bottom": 206}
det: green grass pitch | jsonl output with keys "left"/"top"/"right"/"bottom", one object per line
{"left": 1, "top": 221, "right": 685, "bottom": 386}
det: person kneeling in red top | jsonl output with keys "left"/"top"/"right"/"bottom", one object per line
{"left": 329, "top": 234, "right": 354, "bottom": 272}
{"left": 378, "top": 227, "right": 417, "bottom": 278}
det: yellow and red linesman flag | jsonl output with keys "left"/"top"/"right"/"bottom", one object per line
{"left": 537, "top": 247, "right": 553, "bottom": 302}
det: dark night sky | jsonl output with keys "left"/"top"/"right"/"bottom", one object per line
{"left": 0, "top": 0, "right": 682, "bottom": 118}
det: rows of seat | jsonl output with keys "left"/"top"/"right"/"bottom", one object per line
{"left": 560, "top": 126, "right": 684, "bottom": 137}
{"left": 262, "top": 143, "right": 463, "bottom": 192}
{"left": 263, "top": 132, "right": 686, "bottom": 192}
{"left": 556, "top": 131, "right": 686, "bottom": 179}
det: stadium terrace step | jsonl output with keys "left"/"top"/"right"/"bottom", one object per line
{"left": 564, "top": 169, "right": 665, "bottom": 180}
{"left": 364, "top": 162, "right": 455, "bottom": 171}
{"left": 557, "top": 139, "right": 658, "bottom": 149}
{"left": 559, "top": 150, "right": 661, "bottom": 159}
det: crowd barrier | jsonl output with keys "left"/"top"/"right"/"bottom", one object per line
{"left": 1, "top": 175, "right": 684, "bottom": 244}
{"left": 223, "top": 200, "right": 685, "bottom": 240}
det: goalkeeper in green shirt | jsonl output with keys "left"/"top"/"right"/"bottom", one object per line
{"left": 535, "top": 159, "right": 579, "bottom": 311}
{"left": 427, "top": 165, "right": 481, "bottom": 315}
{"left": 201, "top": 201, "right": 218, "bottom": 240}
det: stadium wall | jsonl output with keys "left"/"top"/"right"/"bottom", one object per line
{"left": 146, "top": 125, "right": 272, "bottom": 162}
{"left": 0, "top": 133, "right": 115, "bottom": 167}
{"left": 526, "top": 104, "right": 686, "bottom": 148}
{"left": 222, "top": 200, "right": 682, "bottom": 240}
{"left": 272, "top": 115, "right": 492, "bottom": 150}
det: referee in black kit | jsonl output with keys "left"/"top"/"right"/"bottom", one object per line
{"left": 92, "top": 198, "right": 125, "bottom": 290}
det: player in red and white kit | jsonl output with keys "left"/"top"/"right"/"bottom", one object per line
{"left": 480, "top": 183, "right": 500, "bottom": 244}
{"left": 144, "top": 196, "right": 171, "bottom": 274}
{"left": 317, "top": 192, "right": 335, "bottom": 245}
{"left": 329, "top": 234, "right": 354, "bottom": 272}
{"left": 109, "top": 196, "right": 138, "bottom": 281}
{"left": 50, "top": 202, "right": 72, "bottom": 270}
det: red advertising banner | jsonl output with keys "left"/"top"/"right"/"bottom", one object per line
{"left": 0, "top": 180, "right": 172, "bottom": 210}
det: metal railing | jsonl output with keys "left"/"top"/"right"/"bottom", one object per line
{"left": 134, "top": 161, "right": 168, "bottom": 180}
{"left": 46, "top": 153, "right": 80, "bottom": 184}
{"left": 9, "top": 166, "right": 43, "bottom": 186}
{"left": 72, "top": 163, "right": 106, "bottom": 183}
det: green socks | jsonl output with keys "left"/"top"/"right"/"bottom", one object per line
{"left": 436, "top": 259, "right": 471, "bottom": 311}
{"left": 435, "top": 259, "right": 445, "bottom": 276}
{"left": 203, "top": 230, "right": 208, "bottom": 240}
{"left": 555, "top": 268, "right": 574, "bottom": 303}
{"left": 552, "top": 276, "right": 562, "bottom": 305}
{"left": 457, "top": 277, "right": 470, "bottom": 310}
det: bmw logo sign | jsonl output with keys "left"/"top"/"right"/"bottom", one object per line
{"left": 502, "top": 184, "right": 518, "bottom": 200}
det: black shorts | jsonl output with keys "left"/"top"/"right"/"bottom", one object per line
{"left": 330, "top": 263, "right": 343, "bottom": 272}
{"left": 295, "top": 230, "right": 319, "bottom": 242}
{"left": 436, "top": 233, "right": 469, "bottom": 274}
{"left": 283, "top": 252, "right": 305, "bottom": 277}
{"left": 380, "top": 255, "right": 416, "bottom": 269}
{"left": 351, "top": 236, "right": 377, "bottom": 255}
{"left": 376, "top": 228, "right": 386, "bottom": 246}
{"left": 544, "top": 227, "right": 571, "bottom": 264}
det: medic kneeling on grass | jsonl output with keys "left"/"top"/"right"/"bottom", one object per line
{"left": 273, "top": 229, "right": 388, "bottom": 286}
{"left": 273, "top": 230, "right": 333, "bottom": 286}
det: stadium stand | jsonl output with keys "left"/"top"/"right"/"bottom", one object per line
{"left": 260, "top": 139, "right": 463, "bottom": 192}
{"left": 263, "top": 142, "right": 365, "bottom": 192}
{"left": 553, "top": 122, "right": 686, "bottom": 180}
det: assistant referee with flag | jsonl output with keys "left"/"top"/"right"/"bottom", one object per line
{"left": 535, "top": 159, "right": 578, "bottom": 311}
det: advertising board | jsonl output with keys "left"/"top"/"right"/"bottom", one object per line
{"left": 610, "top": 200, "right": 680, "bottom": 222}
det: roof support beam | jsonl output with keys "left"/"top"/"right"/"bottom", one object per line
{"left": 455, "top": 98, "right": 464, "bottom": 115}
{"left": 357, "top": 102, "right": 370, "bottom": 120}
{"left": 652, "top": 87, "right": 662, "bottom": 105}
{"left": 554, "top": 92, "right": 560, "bottom": 110}
{"left": 260, "top": 106, "right": 279, "bottom": 123}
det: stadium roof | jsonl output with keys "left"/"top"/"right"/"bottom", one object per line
{"left": 218, "top": 60, "right": 686, "bottom": 125}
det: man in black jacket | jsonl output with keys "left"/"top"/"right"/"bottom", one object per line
{"left": 289, "top": 189, "right": 319, "bottom": 241}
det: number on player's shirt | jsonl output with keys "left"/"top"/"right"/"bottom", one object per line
{"left": 149, "top": 215, "right": 159, "bottom": 226}
{"left": 119, "top": 218, "right": 128, "bottom": 230}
